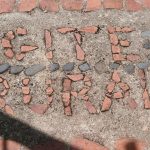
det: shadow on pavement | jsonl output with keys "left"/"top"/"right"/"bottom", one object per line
{"left": 0, "top": 112, "right": 78, "bottom": 150}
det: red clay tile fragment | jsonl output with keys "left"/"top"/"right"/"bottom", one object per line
{"left": 4, "top": 105, "right": 14, "bottom": 115}
{"left": 79, "top": 26, "right": 99, "bottom": 33}
{"left": 101, "top": 96, "right": 112, "bottom": 111}
{"left": 126, "top": 54, "right": 141, "bottom": 62}
{"left": 64, "top": 106, "right": 72, "bottom": 116}
{"left": 143, "top": 89, "right": 150, "bottom": 109}
{"left": 71, "top": 137, "right": 109, "bottom": 150}
{"left": 126, "top": 0, "right": 142, "bottom": 11}
{"left": 106, "top": 81, "right": 116, "bottom": 93}
{"left": 78, "top": 88, "right": 90, "bottom": 96}
{"left": 113, "top": 91, "right": 124, "bottom": 99}
{"left": 85, "top": 0, "right": 102, "bottom": 12}
{"left": 16, "top": 27, "right": 27, "bottom": 35}
{"left": 109, "top": 33, "right": 118, "bottom": 45}
{"left": 18, "top": 0, "right": 37, "bottom": 12}
{"left": 23, "top": 95, "right": 32, "bottom": 104}
{"left": 0, "top": 89, "right": 8, "bottom": 96}
{"left": 1, "top": 38, "right": 12, "bottom": 48}
{"left": 22, "top": 78, "right": 30, "bottom": 86}
{"left": 71, "top": 91, "right": 78, "bottom": 98}
{"left": 62, "top": 92, "right": 71, "bottom": 106}
{"left": 21, "top": 45, "right": 38, "bottom": 53}
{"left": 115, "top": 138, "right": 146, "bottom": 150}
{"left": 111, "top": 45, "right": 121, "bottom": 54}
{"left": 67, "top": 74, "right": 84, "bottom": 81}
{"left": 112, "top": 71, "right": 121, "bottom": 83}
{"left": 22, "top": 86, "right": 30, "bottom": 95}
{"left": 128, "top": 98, "right": 137, "bottom": 110}
{"left": 103, "top": 0, "right": 123, "bottom": 9}
{"left": 4, "top": 49, "right": 14, "bottom": 59}
{"left": 75, "top": 44, "right": 85, "bottom": 61}
{"left": 44, "top": 30, "right": 52, "bottom": 49}
{"left": 6, "top": 31, "right": 15, "bottom": 40}
{"left": 46, "top": 87, "right": 54, "bottom": 95}
{"left": 63, "top": 78, "right": 72, "bottom": 92}
{"left": 107, "top": 26, "right": 116, "bottom": 34}
{"left": 39, "top": 0, "right": 59, "bottom": 12}
{"left": 15, "top": 53, "right": 25, "bottom": 61}
{"left": 85, "top": 101, "right": 97, "bottom": 114}
{"left": 3, "top": 80, "right": 10, "bottom": 89}
{"left": 0, "top": 97, "right": 5, "bottom": 108}
{"left": 113, "top": 53, "right": 126, "bottom": 61}
{"left": 57, "top": 27, "right": 76, "bottom": 34}
{"left": 83, "top": 75, "right": 90, "bottom": 82}
{"left": 29, "top": 104, "right": 48, "bottom": 114}
{"left": 120, "top": 40, "right": 130, "bottom": 47}
{"left": 46, "top": 51, "right": 53, "bottom": 60}
{"left": 121, "top": 27, "right": 134, "bottom": 33}
{"left": 74, "top": 32, "right": 82, "bottom": 45}
{"left": 118, "top": 82, "right": 130, "bottom": 91}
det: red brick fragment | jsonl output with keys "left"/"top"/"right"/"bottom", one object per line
{"left": 23, "top": 95, "right": 32, "bottom": 104}
{"left": 3, "top": 80, "right": 10, "bottom": 89}
{"left": 106, "top": 81, "right": 116, "bottom": 93}
{"left": 46, "top": 51, "right": 53, "bottom": 60}
{"left": 67, "top": 74, "right": 84, "bottom": 81}
{"left": 112, "top": 71, "right": 121, "bottom": 83}
{"left": 113, "top": 53, "right": 126, "bottom": 61}
{"left": 107, "top": 26, "right": 116, "bottom": 34}
{"left": 57, "top": 27, "right": 76, "bottom": 34}
{"left": 6, "top": 31, "right": 15, "bottom": 40}
{"left": 113, "top": 91, "right": 124, "bottom": 99}
{"left": 16, "top": 27, "right": 27, "bottom": 35}
{"left": 101, "top": 96, "right": 112, "bottom": 112}
{"left": 22, "top": 78, "right": 30, "bottom": 86}
{"left": 83, "top": 75, "right": 90, "bottom": 82}
{"left": 74, "top": 32, "right": 82, "bottom": 45}
{"left": 71, "top": 91, "right": 78, "bottom": 98}
{"left": 0, "top": 89, "right": 8, "bottom": 96}
{"left": 103, "top": 0, "right": 123, "bottom": 9}
{"left": 85, "top": 101, "right": 97, "bottom": 114}
{"left": 0, "top": 0, "right": 15, "bottom": 14}
{"left": 64, "top": 106, "right": 72, "bottom": 116}
{"left": 75, "top": 44, "right": 85, "bottom": 61}
{"left": 82, "top": 95, "right": 89, "bottom": 101}
{"left": 127, "top": 54, "right": 141, "bottom": 62}
{"left": 61, "top": 0, "right": 83, "bottom": 11}
{"left": 22, "top": 86, "right": 30, "bottom": 95}
{"left": 29, "top": 104, "right": 48, "bottom": 114}
{"left": 118, "top": 82, "right": 130, "bottom": 91}
{"left": 4, "top": 105, "right": 14, "bottom": 115}
{"left": 15, "top": 53, "right": 25, "bottom": 61}
{"left": 115, "top": 27, "right": 122, "bottom": 32}
{"left": 4, "top": 49, "right": 14, "bottom": 59}
{"left": 126, "top": 0, "right": 142, "bottom": 11}
{"left": 63, "top": 78, "right": 72, "bottom": 92}
{"left": 143, "top": 0, "right": 150, "bottom": 8}
{"left": 115, "top": 138, "right": 146, "bottom": 150}
{"left": 44, "top": 30, "right": 52, "bottom": 49}
{"left": 46, "top": 87, "right": 54, "bottom": 95}
{"left": 18, "top": 0, "right": 37, "bottom": 12}
{"left": 1, "top": 38, "right": 12, "bottom": 48}
{"left": 138, "top": 69, "right": 146, "bottom": 79}
{"left": 78, "top": 88, "right": 90, "bottom": 96}
{"left": 62, "top": 92, "right": 71, "bottom": 106}
{"left": 121, "top": 27, "right": 134, "bottom": 33}
{"left": 128, "top": 98, "right": 137, "bottom": 110}
{"left": 140, "top": 79, "right": 146, "bottom": 89}
{"left": 71, "top": 137, "right": 108, "bottom": 150}
{"left": 109, "top": 34, "right": 118, "bottom": 45}
{"left": 120, "top": 40, "right": 130, "bottom": 47}
{"left": 21, "top": 45, "right": 38, "bottom": 53}
{"left": 39, "top": 0, "right": 59, "bottom": 12}
{"left": 143, "top": 89, "right": 150, "bottom": 109}
{"left": 85, "top": 0, "right": 101, "bottom": 12}
{"left": 111, "top": 45, "right": 121, "bottom": 54}
{"left": 79, "top": 26, "right": 99, "bottom": 34}
{"left": 0, "top": 97, "right": 5, "bottom": 108}
{"left": 0, "top": 139, "right": 20, "bottom": 150}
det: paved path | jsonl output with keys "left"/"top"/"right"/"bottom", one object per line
{"left": 1, "top": 0, "right": 150, "bottom": 149}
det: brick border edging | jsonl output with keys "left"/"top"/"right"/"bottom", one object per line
{"left": 0, "top": 0, "right": 150, "bottom": 14}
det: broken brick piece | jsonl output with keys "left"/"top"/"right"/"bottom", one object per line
{"left": 143, "top": 89, "right": 150, "bottom": 109}
{"left": 126, "top": 54, "right": 141, "bottom": 62}
{"left": 121, "top": 27, "right": 134, "bottom": 33}
{"left": 62, "top": 92, "right": 71, "bottom": 106}
{"left": 0, "top": 97, "right": 6, "bottom": 108}
{"left": 120, "top": 40, "right": 130, "bottom": 47}
{"left": 107, "top": 26, "right": 116, "bottom": 34}
{"left": 113, "top": 91, "right": 124, "bottom": 99}
{"left": 78, "top": 88, "right": 90, "bottom": 96}
{"left": 109, "top": 33, "right": 119, "bottom": 45}
{"left": 85, "top": 101, "right": 97, "bottom": 114}
{"left": 22, "top": 86, "right": 30, "bottom": 95}
{"left": 103, "top": 0, "right": 123, "bottom": 9}
{"left": 44, "top": 30, "right": 52, "bottom": 49}
{"left": 75, "top": 44, "right": 85, "bottom": 61}
{"left": 15, "top": 53, "right": 25, "bottom": 61}
{"left": 101, "top": 96, "right": 112, "bottom": 112}
{"left": 118, "top": 82, "right": 130, "bottom": 91}
{"left": 112, "top": 71, "right": 121, "bottom": 83}
{"left": 47, "top": 96, "right": 53, "bottom": 105}
{"left": 46, "top": 51, "right": 53, "bottom": 60}
{"left": 0, "top": 89, "right": 8, "bottom": 96}
{"left": 4, "top": 49, "right": 14, "bottom": 59}
{"left": 23, "top": 95, "right": 32, "bottom": 104}
{"left": 29, "top": 104, "right": 48, "bottom": 114}
{"left": 46, "top": 87, "right": 54, "bottom": 95}
{"left": 64, "top": 106, "right": 72, "bottom": 116}
{"left": 3, "top": 80, "right": 10, "bottom": 89}
{"left": 106, "top": 81, "right": 116, "bottom": 93}
{"left": 81, "top": 95, "right": 89, "bottom": 101}
{"left": 21, "top": 45, "right": 38, "bottom": 53}
{"left": 1, "top": 38, "right": 12, "bottom": 48}
{"left": 16, "top": 27, "right": 27, "bottom": 35}
{"left": 57, "top": 27, "right": 76, "bottom": 34}
{"left": 128, "top": 98, "right": 138, "bottom": 110}
{"left": 4, "top": 105, "right": 14, "bottom": 116}
{"left": 71, "top": 91, "right": 78, "bottom": 97}
{"left": 85, "top": 0, "right": 102, "bottom": 12}
{"left": 111, "top": 45, "right": 121, "bottom": 54}
{"left": 67, "top": 74, "right": 84, "bottom": 81}
{"left": 79, "top": 26, "right": 99, "bottom": 34}
{"left": 63, "top": 78, "right": 72, "bottom": 92}
{"left": 74, "top": 32, "right": 82, "bottom": 45}
{"left": 22, "top": 78, "right": 30, "bottom": 86}
{"left": 83, "top": 75, "right": 91, "bottom": 82}
{"left": 6, "top": 31, "right": 15, "bottom": 40}
{"left": 113, "top": 53, "right": 126, "bottom": 61}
